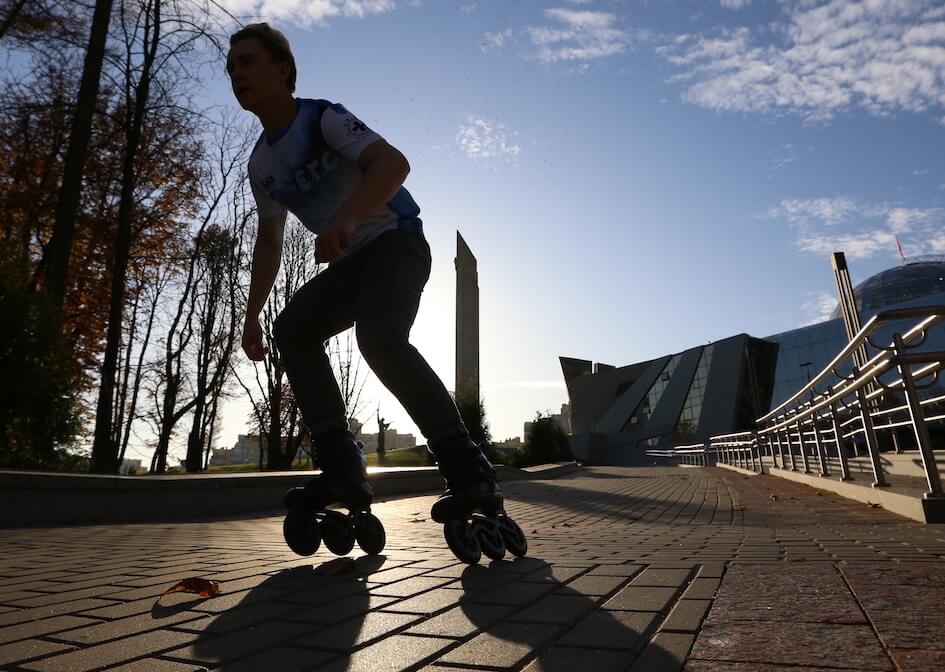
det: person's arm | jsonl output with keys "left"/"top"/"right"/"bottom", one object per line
{"left": 246, "top": 213, "right": 286, "bottom": 318}
{"left": 242, "top": 213, "right": 286, "bottom": 360}
{"left": 336, "top": 139, "right": 409, "bottom": 222}
{"left": 316, "top": 139, "right": 410, "bottom": 262}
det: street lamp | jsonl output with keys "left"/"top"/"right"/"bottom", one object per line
{"left": 800, "top": 362, "right": 814, "bottom": 403}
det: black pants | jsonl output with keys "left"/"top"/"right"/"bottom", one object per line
{"left": 273, "top": 229, "right": 467, "bottom": 445}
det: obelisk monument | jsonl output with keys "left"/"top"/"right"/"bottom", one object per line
{"left": 455, "top": 232, "right": 479, "bottom": 402}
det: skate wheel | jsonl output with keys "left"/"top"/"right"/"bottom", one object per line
{"left": 444, "top": 519, "right": 481, "bottom": 564}
{"left": 354, "top": 512, "right": 386, "bottom": 555}
{"left": 283, "top": 511, "right": 321, "bottom": 556}
{"left": 475, "top": 518, "right": 506, "bottom": 561}
{"left": 499, "top": 516, "right": 527, "bottom": 557}
{"left": 321, "top": 510, "right": 356, "bottom": 555}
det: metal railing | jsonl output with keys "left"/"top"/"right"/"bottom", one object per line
{"left": 710, "top": 306, "right": 945, "bottom": 499}
{"left": 647, "top": 443, "right": 710, "bottom": 467}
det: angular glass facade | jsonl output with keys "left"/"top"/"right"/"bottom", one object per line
{"left": 673, "top": 344, "right": 715, "bottom": 439}
{"left": 622, "top": 354, "right": 680, "bottom": 431}
{"left": 766, "top": 320, "right": 848, "bottom": 409}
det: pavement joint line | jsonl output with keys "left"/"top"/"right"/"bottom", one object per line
{"left": 836, "top": 562, "right": 901, "bottom": 671}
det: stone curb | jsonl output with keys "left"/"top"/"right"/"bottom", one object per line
{"left": 0, "top": 462, "right": 580, "bottom": 527}
{"left": 716, "top": 463, "right": 764, "bottom": 477}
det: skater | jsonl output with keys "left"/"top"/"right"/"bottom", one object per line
{"left": 227, "top": 23, "right": 525, "bottom": 563}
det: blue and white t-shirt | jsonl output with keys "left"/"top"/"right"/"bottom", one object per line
{"left": 247, "top": 98, "right": 422, "bottom": 258}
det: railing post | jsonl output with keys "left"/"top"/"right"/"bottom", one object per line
{"left": 855, "top": 377, "right": 888, "bottom": 488}
{"left": 752, "top": 432, "right": 761, "bottom": 473}
{"left": 785, "top": 424, "right": 798, "bottom": 472}
{"left": 796, "top": 420, "right": 812, "bottom": 474}
{"left": 829, "top": 396, "right": 852, "bottom": 482}
{"left": 893, "top": 334, "right": 944, "bottom": 497}
{"left": 811, "top": 407, "right": 830, "bottom": 477}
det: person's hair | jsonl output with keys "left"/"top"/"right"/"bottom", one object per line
{"left": 230, "top": 23, "right": 297, "bottom": 93}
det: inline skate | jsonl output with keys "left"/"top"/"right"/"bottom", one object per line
{"left": 428, "top": 435, "right": 527, "bottom": 564}
{"left": 282, "top": 430, "right": 385, "bottom": 557}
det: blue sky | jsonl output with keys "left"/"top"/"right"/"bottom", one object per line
{"left": 203, "top": 0, "right": 945, "bottom": 456}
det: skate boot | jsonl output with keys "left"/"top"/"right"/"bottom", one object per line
{"left": 282, "top": 429, "right": 385, "bottom": 558}
{"left": 428, "top": 435, "right": 527, "bottom": 564}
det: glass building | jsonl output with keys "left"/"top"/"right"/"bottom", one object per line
{"left": 562, "top": 257, "right": 945, "bottom": 466}
{"left": 768, "top": 257, "right": 945, "bottom": 410}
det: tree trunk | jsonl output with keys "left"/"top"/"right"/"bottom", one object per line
{"left": 90, "top": 0, "right": 161, "bottom": 473}
{"left": 44, "top": 0, "right": 116, "bottom": 307}
{"left": 265, "top": 374, "right": 282, "bottom": 470}
{"left": 119, "top": 270, "right": 164, "bottom": 465}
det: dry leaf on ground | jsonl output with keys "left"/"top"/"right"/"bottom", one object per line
{"left": 868, "top": 502, "right": 882, "bottom": 508}
{"left": 161, "top": 578, "right": 221, "bottom": 598}
{"left": 769, "top": 495, "right": 778, "bottom": 501}
{"left": 733, "top": 505, "right": 746, "bottom": 512}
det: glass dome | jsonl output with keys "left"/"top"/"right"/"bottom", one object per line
{"left": 830, "top": 256, "right": 945, "bottom": 320}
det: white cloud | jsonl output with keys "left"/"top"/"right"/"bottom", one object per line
{"left": 219, "top": 0, "right": 396, "bottom": 27}
{"left": 456, "top": 117, "right": 522, "bottom": 163}
{"left": 777, "top": 196, "right": 859, "bottom": 227}
{"left": 480, "top": 29, "right": 513, "bottom": 53}
{"left": 801, "top": 291, "right": 839, "bottom": 326}
{"left": 769, "top": 143, "right": 800, "bottom": 172}
{"left": 659, "top": 0, "right": 945, "bottom": 122}
{"left": 768, "top": 196, "right": 945, "bottom": 260}
{"left": 526, "top": 8, "right": 631, "bottom": 63}
{"left": 720, "top": 0, "right": 752, "bottom": 9}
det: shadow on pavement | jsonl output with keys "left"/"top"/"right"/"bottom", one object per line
{"left": 455, "top": 559, "right": 679, "bottom": 671}
{"left": 504, "top": 479, "right": 717, "bottom": 523}
{"left": 183, "top": 554, "right": 387, "bottom": 669}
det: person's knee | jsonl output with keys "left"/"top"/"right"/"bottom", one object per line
{"left": 356, "top": 323, "right": 408, "bottom": 365}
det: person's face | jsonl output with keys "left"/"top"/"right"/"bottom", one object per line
{"left": 226, "top": 38, "right": 290, "bottom": 111}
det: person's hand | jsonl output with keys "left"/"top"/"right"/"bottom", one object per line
{"left": 316, "top": 213, "right": 357, "bottom": 263}
{"left": 242, "top": 317, "right": 269, "bottom": 361}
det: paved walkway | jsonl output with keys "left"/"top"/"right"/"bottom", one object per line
{"left": 1, "top": 466, "right": 944, "bottom": 672}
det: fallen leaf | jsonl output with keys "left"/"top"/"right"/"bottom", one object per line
{"left": 815, "top": 492, "right": 824, "bottom": 497}
{"left": 734, "top": 505, "right": 746, "bottom": 512}
{"left": 769, "top": 495, "right": 778, "bottom": 501}
{"left": 868, "top": 502, "right": 882, "bottom": 509}
{"left": 409, "top": 518, "right": 426, "bottom": 523}
{"left": 162, "top": 578, "right": 221, "bottom": 598}
{"left": 314, "top": 557, "right": 357, "bottom": 576}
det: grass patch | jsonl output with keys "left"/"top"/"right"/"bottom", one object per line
{"left": 366, "top": 445, "right": 431, "bottom": 467}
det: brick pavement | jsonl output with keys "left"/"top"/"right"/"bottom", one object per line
{"left": 1, "top": 466, "right": 944, "bottom": 671}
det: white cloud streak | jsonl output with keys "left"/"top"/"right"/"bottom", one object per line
{"left": 526, "top": 8, "right": 631, "bottom": 63}
{"left": 801, "top": 291, "right": 839, "bottom": 325}
{"left": 768, "top": 196, "right": 945, "bottom": 260}
{"left": 456, "top": 117, "right": 522, "bottom": 163}
{"left": 219, "top": 0, "right": 396, "bottom": 27}
{"left": 659, "top": 0, "right": 945, "bottom": 122}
